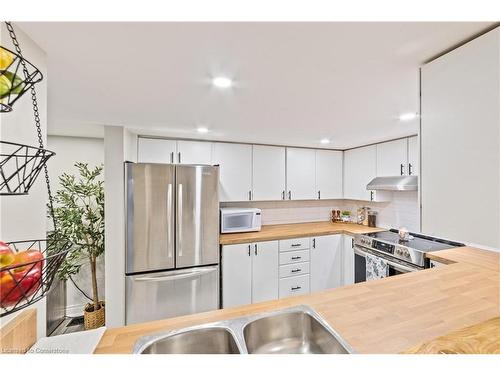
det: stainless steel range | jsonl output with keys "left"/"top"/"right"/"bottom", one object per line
{"left": 353, "top": 229, "right": 464, "bottom": 283}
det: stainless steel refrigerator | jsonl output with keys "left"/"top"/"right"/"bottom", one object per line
{"left": 125, "top": 162, "right": 220, "bottom": 325}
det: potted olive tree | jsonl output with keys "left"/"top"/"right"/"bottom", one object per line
{"left": 49, "top": 162, "right": 105, "bottom": 330}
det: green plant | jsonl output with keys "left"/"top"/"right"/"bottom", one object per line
{"left": 49, "top": 162, "right": 104, "bottom": 313}
{"left": 341, "top": 211, "right": 351, "bottom": 216}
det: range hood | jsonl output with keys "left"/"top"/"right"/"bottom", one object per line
{"left": 366, "top": 175, "right": 418, "bottom": 191}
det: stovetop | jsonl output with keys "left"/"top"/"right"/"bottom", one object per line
{"left": 365, "top": 229, "right": 463, "bottom": 252}
{"left": 355, "top": 229, "right": 465, "bottom": 267}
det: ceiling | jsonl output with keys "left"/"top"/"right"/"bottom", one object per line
{"left": 19, "top": 22, "right": 494, "bottom": 148}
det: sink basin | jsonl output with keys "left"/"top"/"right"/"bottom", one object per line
{"left": 138, "top": 327, "right": 240, "bottom": 354}
{"left": 133, "top": 305, "right": 352, "bottom": 354}
{"left": 243, "top": 311, "right": 349, "bottom": 354}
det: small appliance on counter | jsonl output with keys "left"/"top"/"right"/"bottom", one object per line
{"left": 220, "top": 207, "right": 262, "bottom": 233}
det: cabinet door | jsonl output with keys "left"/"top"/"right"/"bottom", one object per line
{"left": 286, "top": 148, "right": 316, "bottom": 200}
{"left": 177, "top": 140, "right": 213, "bottom": 165}
{"left": 407, "top": 136, "right": 419, "bottom": 176}
{"left": 343, "top": 145, "right": 377, "bottom": 201}
{"left": 376, "top": 138, "right": 408, "bottom": 176}
{"left": 252, "top": 145, "right": 286, "bottom": 201}
{"left": 252, "top": 241, "right": 279, "bottom": 303}
{"left": 310, "top": 235, "right": 343, "bottom": 292}
{"left": 222, "top": 244, "right": 252, "bottom": 308}
{"left": 137, "top": 138, "right": 176, "bottom": 164}
{"left": 213, "top": 143, "right": 253, "bottom": 202}
{"left": 342, "top": 235, "right": 354, "bottom": 286}
{"left": 315, "top": 150, "right": 343, "bottom": 199}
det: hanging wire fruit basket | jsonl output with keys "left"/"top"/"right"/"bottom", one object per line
{"left": 0, "top": 140, "right": 55, "bottom": 195}
{"left": 0, "top": 238, "right": 72, "bottom": 317}
{"left": 0, "top": 46, "right": 43, "bottom": 113}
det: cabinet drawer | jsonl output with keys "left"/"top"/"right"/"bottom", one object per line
{"left": 279, "top": 275, "right": 310, "bottom": 298}
{"left": 279, "top": 249, "right": 310, "bottom": 265}
{"left": 279, "top": 262, "right": 310, "bottom": 278}
{"left": 279, "top": 237, "right": 310, "bottom": 252}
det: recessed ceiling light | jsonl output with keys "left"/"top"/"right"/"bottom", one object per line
{"left": 197, "top": 126, "right": 209, "bottom": 134}
{"left": 212, "top": 76, "right": 233, "bottom": 89}
{"left": 399, "top": 112, "right": 419, "bottom": 121}
{"left": 320, "top": 138, "right": 331, "bottom": 144}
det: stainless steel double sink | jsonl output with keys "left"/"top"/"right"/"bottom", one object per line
{"left": 133, "top": 305, "right": 353, "bottom": 354}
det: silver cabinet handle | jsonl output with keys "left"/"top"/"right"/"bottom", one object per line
{"left": 291, "top": 256, "right": 301, "bottom": 260}
{"left": 177, "top": 183, "right": 183, "bottom": 257}
{"left": 318, "top": 190, "right": 321, "bottom": 199}
{"left": 135, "top": 266, "right": 217, "bottom": 282}
{"left": 288, "top": 191, "right": 291, "bottom": 200}
{"left": 167, "top": 183, "right": 173, "bottom": 259}
{"left": 281, "top": 190, "right": 285, "bottom": 200}
{"left": 291, "top": 268, "right": 301, "bottom": 273}
{"left": 248, "top": 190, "right": 252, "bottom": 201}
{"left": 291, "top": 286, "right": 301, "bottom": 291}
{"left": 170, "top": 152, "right": 174, "bottom": 164}
{"left": 312, "top": 238, "right": 316, "bottom": 249}
{"left": 291, "top": 243, "right": 301, "bottom": 247}
{"left": 178, "top": 152, "right": 181, "bottom": 163}
{"left": 409, "top": 163, "right": 413, "bottom": 175}
{"left": 248, "top": 244, "right": 251, "bottom": 256}
{"left": 400, "top": 163, "right": 404, "bottom": 176}
{"left": 254, "top": 244, "right": 258, "bottom": 255}
{"left": 370, "top": 191, "right": 374, "bottom": 201}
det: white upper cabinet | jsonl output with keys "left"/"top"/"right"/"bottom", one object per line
{"left": 407, "top": 136, "right": 419, "bottom": 176}
{"left": 252, "top": 145, "right": 286, "bottom": 201}
{"left": 286, "top": 148, "right": 316, "bottom": 200}
{"left": 213, "top": 142, "right": 253, "bottom": 202}
{"left": 315, "top": 150, "right": 343, "bottom": 199}
{"left": 343, "top": 145, "right": 377, "bottom": 201}
{"left": 137, "top": 138, "right": 176, "bottom": 164}
{"left": 177, "top": 140, "right": 213, "bottom": 165}
{"left": 376, "top": 138, "right": 408, "bottom": 176}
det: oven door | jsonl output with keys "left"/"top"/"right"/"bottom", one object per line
{"left": 354, "top": 245, "right": 421, "bottom": 283}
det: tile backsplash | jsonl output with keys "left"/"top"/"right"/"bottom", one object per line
{"left": 221, "top": 191, "right": 420, "bottom": 232}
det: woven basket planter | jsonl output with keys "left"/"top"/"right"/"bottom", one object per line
{"left": 84, "top": 301, "right": 105, "bottom": 330}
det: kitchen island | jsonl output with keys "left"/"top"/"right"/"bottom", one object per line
{"left": 95, "top": 222, "right": 500, "bottom": 354}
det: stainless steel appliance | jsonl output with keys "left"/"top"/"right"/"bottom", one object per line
{"left": 125, "top": 162, "right": 220, "bottom": 325}
{"left": 220, "top": 207, "right": 262, "bottom": 234}
{"left": 353, "top": 229, "right": 464, "bottom": 283}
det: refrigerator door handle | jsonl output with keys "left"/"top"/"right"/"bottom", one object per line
{"left": 167, "top": 183, "right": 174, "bottom": 259}
{"left": 134, "top": 266, "right": 218, "bottom": 282}
{"left": 177, "top": 183, "right": 183, "bottom": 257}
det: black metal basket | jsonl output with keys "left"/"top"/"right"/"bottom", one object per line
{"left": 0, "top": 238, "right": 72, "bottom": 317}
{"left": 0, "top": 46, "right": 43, "bottom": 113}
{"left": 0, "top": 140, "right": 55, "bottom": 195}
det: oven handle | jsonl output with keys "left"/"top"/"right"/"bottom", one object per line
{"left": 353, "top": 245, "right": 420, "bottom": 273}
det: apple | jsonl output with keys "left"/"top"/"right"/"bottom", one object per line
{"left": 0, "top": 241, "right": 15, "bottom": 275}
{"left": 11, "top": 249, "right": 44, "bottom": 274}
{"left": 0, "top": 267, "right": 41, "bottom": 307}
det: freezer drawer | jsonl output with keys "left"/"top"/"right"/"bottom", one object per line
{"left": 125, "top": 266, "right": 219, "bottom": 325}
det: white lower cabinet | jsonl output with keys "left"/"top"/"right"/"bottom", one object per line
{"left": 342, "top": 235, "right": 355, "bottom": 286}
{"left": 222, "top": 241, "right": 278, "bottom": 308}
{"left": 310, "top": 235, "right": 343, "bottom": 292}
{"left": 279, "top": 274, "right": 310, "bottom": 298}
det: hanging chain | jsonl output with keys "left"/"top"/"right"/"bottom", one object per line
{"left": 5, "top": 22, "right": 58, "bottom": 233}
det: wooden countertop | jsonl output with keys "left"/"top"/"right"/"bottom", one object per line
{"left": 95, "top": 241, "right": 500, "bottom": 354}
{"left": 404, "top": 316, "right": 500, "bottom": 354}
{"left": 219, "top": 221, "right": 384, "bottom": 245}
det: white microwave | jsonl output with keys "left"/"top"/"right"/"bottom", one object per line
{"left": 220, "top": 208, "right": 262, "bottom": 234}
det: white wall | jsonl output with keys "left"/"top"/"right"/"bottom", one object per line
{"left": 221, "top": 192, "right": 420, "bottom": 231}
{"left": 47, "top": 135, "right": 105, "bottom": 316}
{"left": 0, "top": 24, "right": 48, "bottom": 338}
{"left": 104, "top": 126, "right": 137, "bottom": 327}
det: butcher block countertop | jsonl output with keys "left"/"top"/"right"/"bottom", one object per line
{"left": 219, "top": 221, "right": 384, "bottom": 245}
{"left": 95, "top": 223, "right": 500, "bottom": 354}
